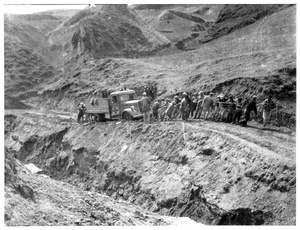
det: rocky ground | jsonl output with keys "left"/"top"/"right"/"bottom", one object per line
{"left": 4, "top": 109, "right": 296, "bottom": 225}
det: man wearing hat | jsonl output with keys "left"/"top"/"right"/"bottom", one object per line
{"left": 77, "top": 102, "right": 86, "bottom": 123}
{"left": 166, "top": 101, "right": 176, "bottom": 120}
{"left": 226, "top": 95, "right": 236, "bottom": 123}
{"left": 172, "top": 95, "right": 181, "bottom": 118}
{"left": 194, "top": 91, "right": 205, "bottom": 119}
{"left": 262, "top": 95, "right": 276, "bottom": 127}
{"left": 152, "top": 99, "right": 160, "bottom": 121}
{"left": 232, "top": 98, "right": 243, "bottom": 124}
{"left": 202, "top": 92, "right": 214, "bottom": 120}
{"left": 141, "top": 92, "right": 151, "bottom": 122}
{"left": 180, "top": 92, "right": 190, "bottom": 121}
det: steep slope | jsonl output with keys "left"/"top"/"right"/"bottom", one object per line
{"left": 41, "top": 4, "right": 171, "bottom": 69}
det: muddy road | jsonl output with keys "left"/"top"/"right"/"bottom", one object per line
{"left": 4, "top": 109, "right": 296, "bottom": 225}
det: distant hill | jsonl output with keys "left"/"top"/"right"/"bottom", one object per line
{"left": 199, "top": 4, "right": 293, "bottom": 43}
{"left": 4, "top": 13, "right": 46, "bottom": 50}
{"left": 132, "top": 4, "right": 223, "bottom": 47}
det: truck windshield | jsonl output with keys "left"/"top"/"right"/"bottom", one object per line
{"left": 120, "top": 94, "right": 136, "bottom": 102}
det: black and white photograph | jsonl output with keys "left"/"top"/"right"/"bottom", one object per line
{"left": 3, "top": 0, "right": 297, "bottom": 226}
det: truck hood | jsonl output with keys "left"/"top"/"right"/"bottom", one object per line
{"left": 124, "top": 100, "right": 141, "bottom": 105}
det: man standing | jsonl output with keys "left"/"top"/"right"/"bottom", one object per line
{"left": 243, "top": 95, "right": 258, "bottom": 126}
{"left": 190, "top": 93, "right": 198, "bottom": 118}
{"left": 194, "top": 91, "right": 205, "bottom": 119}
{"left": 158, "top": 98, "right": 167, "bottom": 121}
{"left": 166, "top": 101, "right": 175, "bottom": 120}
{"left": 77, "top": 102, "right": 86, "bottom": 123}
{"left": 180, "top": 92, "right": 190, "bottom": 121}
{"left": 226, "top": 95, "right": 236, "bottom": 123}
{"left": 202, "top": 92, "right": 214, "bottom": 120}
{"left": 232, "top": 98, "right": 243, "bottom": 124}
{"left": 152, "top": 99, "right": 160, "bottom": 121}
{"left": 262, "top": 95, "right": 276, "bottom": 127}
{"left": 172, "top": 95, "right": 181, "bottom": 118}
{"left": 141, "top": 92, "right": 151, "bottom": 122}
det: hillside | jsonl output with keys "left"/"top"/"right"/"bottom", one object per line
{"left": 4, "top": 36, "right": 61, "bottom": 101}
{"left": 4, "top": 9, "right": 80, "bottom": 47}
{"left": 4, "top": 14, "right": 46, "bottom": 50}
{"left": 41, "top": 4, "right": 171, "bottom": 69}
{"left": 4, "top": 9, "right": 78, "bottom": 107}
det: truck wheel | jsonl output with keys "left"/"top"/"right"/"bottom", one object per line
{"left": 98, "top": 114, "right": 105, "bottom": 122}
{"left": 123, "top": 112, "right": 133, "bottom": 121}
{"left": 94, "top": 114, "right": 99, "bottom": 122}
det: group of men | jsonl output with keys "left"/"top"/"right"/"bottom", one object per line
{"left": 141, "top": 90, "right": 277, "bottom": 128}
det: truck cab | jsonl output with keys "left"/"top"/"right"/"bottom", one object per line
{"left": 109, "top": 90, "right": 143, "bottom": 120}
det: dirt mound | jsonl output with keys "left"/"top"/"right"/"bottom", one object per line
{"left": 4, "top": 111, "right": 296, "bottom": 225}
{"left": 199, "top": 4, "right": 293, "bottom": 43}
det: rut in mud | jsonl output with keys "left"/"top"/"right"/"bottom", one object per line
{"left": 4, "top": 111, "right": 296, "bottom": 225}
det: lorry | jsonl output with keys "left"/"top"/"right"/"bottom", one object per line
{"left": 84, "top": 89, "right": 143, "bottom": 121}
